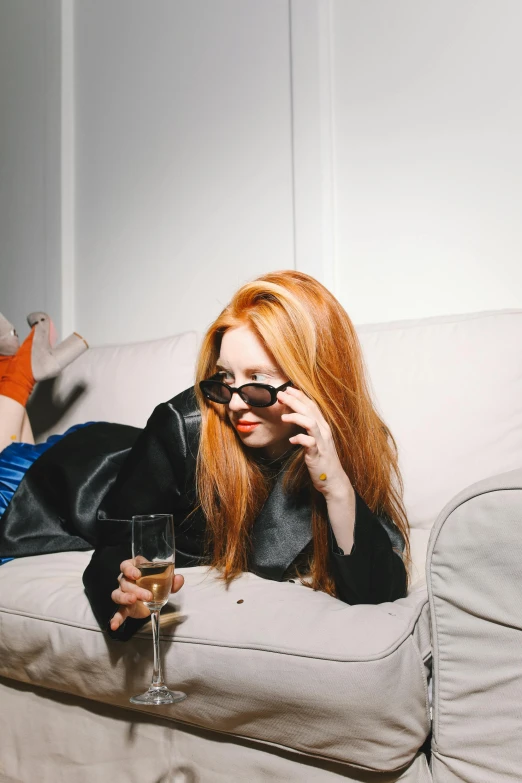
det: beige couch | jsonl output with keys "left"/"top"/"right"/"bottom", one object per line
{"left": 1, "top": 311, "right": 522, "bottom": 782}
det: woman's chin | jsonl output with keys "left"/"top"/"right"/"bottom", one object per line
{"left": 235, "top": 428, "right": 273, "bottom": 451}
{"left": 237, "top": 431, "right": 265, "bottom": 448}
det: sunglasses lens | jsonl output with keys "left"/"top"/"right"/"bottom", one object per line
{"left": 241, "top": 385, "right": 273, "bottom": 406}
{"left": 202, "top": 382, "right": 232, "bottom": 404}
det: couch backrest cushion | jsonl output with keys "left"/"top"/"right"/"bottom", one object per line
{"left": 357, "top": 310, "right": 522, "bottom": 582}
{"left": 28, "top": 331, "right": 200, "bottom": 439}
{"left": 358, "top": 310, "right": 522, "bottom": 524}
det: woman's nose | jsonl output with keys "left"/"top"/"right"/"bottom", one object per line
{"left": 227, "top": 390, "right": 250, "bottom": 411}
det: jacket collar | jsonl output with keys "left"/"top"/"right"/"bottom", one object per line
{"left": 249, "top": 470, "right": 312, "bottom": 580}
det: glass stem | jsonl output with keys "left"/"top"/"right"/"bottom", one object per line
{"left": 150, "top": 610, "right": 165, "bottom": 689}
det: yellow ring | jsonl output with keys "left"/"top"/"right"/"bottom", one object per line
{"left": 319, "top": 473, "right": 327, "bottom": 481}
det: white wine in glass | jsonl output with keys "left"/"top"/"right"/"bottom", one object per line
{"left": 136, "top": 561, "right": 174, "bottom": 608}
{"left": 129, "top": 513, "right": 187, "bottom": 706}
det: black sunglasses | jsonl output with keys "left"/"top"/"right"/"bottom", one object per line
{"left": 199, "top": 377, "right": 294, "bottom": 408}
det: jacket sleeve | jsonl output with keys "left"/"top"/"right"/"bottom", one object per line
{"left": 328, "top": 492, "right": 408, "bottom": 605}
{"left": 95, "top": 401, "right": 188, "bottom": 527}
{"left": 82, "top": 401, "right": 189, "bottom": 641}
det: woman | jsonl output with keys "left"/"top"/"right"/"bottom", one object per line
{"left": 0, "top": 272, "right": 409, "bottom": 640}
{"left": 0, "top": 311, "right": 88, "bottom": 453}
{"left": 0, "top": 312, "right": 89, "bottom": 564}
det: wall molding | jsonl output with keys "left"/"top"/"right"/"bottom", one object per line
{"left": 289, "top": 0, "right": 337, "bottom": 294}
{"left": 61, "top": 0, "right": 75, "bottom": 335}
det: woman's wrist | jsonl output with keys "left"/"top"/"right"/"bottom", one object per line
{"left": 321, "top": 473, "right": 354, "bottom": 503}
{"left": 324, "top": 475, "right": 356, "bottom": 554}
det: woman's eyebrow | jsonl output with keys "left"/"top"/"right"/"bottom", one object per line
{"left": 215, "top": 361, "right": 278, "bottom": 374}
{"left": 245, "top": 365, "right": 279, "bottom": 375}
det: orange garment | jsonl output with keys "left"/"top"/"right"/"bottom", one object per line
{"left": 0, "top": 329, "right": 36, "bottom": 407}
{"left": 0, "top": 354, "right": 13, "bottom": 384}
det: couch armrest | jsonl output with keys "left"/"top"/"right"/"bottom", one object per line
{"left": 428, "top": 467, "right": 522, "bottom": 783}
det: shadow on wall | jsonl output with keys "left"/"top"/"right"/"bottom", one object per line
{"left": 27, "top": 379, "right": 87, "bottom": 441}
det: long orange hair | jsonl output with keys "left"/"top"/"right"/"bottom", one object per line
{"left": 195, "top": 270, "right": 410, "bottom": 595}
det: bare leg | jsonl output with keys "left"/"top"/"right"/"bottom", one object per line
{"left": 0, "top": 395, "right": 26, "bottom": 452}
{"left": 21, "top": 410, "right": 35, "bottom": 445}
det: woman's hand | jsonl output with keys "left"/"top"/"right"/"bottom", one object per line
{"left": 110, "top": 559, "right": 185, "bottom": 632}
{"left": 278, "top": 386, "right": 351, "bottom": 498}
{"left": 278, "top": 386, "right": 356, "bottom": 553}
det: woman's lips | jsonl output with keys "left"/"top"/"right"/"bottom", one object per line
{"left": 236, "top": 421, "right": 260, "bottom": 433}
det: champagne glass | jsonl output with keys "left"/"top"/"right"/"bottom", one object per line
{"left": 129, "top": 513, "right": 187, "bottom": 705}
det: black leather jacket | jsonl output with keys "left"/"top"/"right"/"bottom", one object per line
{"left": 0, "top": 386, "right": 407, "bottom": 641}
{"left": 83, "top": 388, "right": 407, "bottom": 639}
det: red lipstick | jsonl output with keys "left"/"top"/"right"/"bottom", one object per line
{"left": 236, "top": 420, "right": 260, "bottom": 433}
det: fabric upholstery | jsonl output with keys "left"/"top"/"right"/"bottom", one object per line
{"left": 27, "top": 331, "right": 200, "bottom": 439}
{"left": 358, "top": 309, "right": 522, "bottom": 580}
{"left": 428, "top": 467, "right": 522, "bottom": 782}
{"left": 0, "top": 679, "right": 432, "bottom": 783}
{"left": 0, "top": 551, "right": 430, "bottom": 772}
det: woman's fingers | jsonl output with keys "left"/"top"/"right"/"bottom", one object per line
{"left": 172, "top": 573, "right": 185, "bottom": 593}
{"left": 114, "top": 567, "right": 153, "bottom": 603}
{"left": 279, "top": 387, "right": 327, "bottom": 420}
{"left": 110, "top": 561, "right": 184, "bottom": 633}
{"left": 281, "top": 411, "right": 317, "bottom": 434}
{"left": 110, "top": 581, "right": 152, "bottom": 629}
{"left": 121, "top": 577, "right": 152, "bottom": 603}
{"left": 110, "top": 607, "right": 129, "bottom": 631}
{"left": 121, "top": 560, "right": 141, "bottom": 580}
{"left": 117, "top": 559, "right": 152, "bottom": 601}
{"left": 112, "top": 586, "right": 137, "bottom": 605}
{"left": 278, "top": 389, "right": 330, "bottom": 438}
{"left": 277, "top": 388, "right": 311, "bottom": 415}
{"left": 289, "top": 433, "right": 316, "bottom": 449}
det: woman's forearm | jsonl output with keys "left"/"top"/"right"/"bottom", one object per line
{"left": 324, "top": 476, "right": 356, "bottom": 553}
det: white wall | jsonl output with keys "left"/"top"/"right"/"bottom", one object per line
{"left": 0, "top": 0, "right": 62, "bottom": 339}
{"left": 74, "top": 0, "right": 295, "bottom": 345}
{"left": 330, "top": 0, "right": 522, "bottom": 323}
{"left": 2, "top": 1, "right": 522, "bottom": 347}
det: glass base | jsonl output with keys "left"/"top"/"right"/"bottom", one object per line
{"left": 130, "top": 686, "right": 187, "bottom": 706}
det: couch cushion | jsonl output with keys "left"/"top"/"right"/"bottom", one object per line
{"left": 358, "top": 309, "right": 522, "bottom": 577}
{"left": 0, "top": 552, "right": 430, "bottom": 772}
{"left": 428, "top": 467, "right": 522, "bottom": 782}
{"left": 0, "top": 680, "right": 432, "bottom": 783}
{"left": 28, "top": 331, "right": 200, "bottom": 440}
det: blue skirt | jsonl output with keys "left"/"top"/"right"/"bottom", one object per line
{"left": 0, "top": 423, "right": 95, "bottom": 565}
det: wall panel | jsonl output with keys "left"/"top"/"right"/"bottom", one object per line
{"left": 0, "top": 0, "right": 62, "bottom": 339}
{"left": 329, "top": 0, "right": 522, "bottom": 323}
{"left": 74, "top": 0, "right": 295, "bottom": 345}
